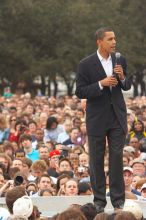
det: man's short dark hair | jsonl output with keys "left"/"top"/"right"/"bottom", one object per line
{"left": 80, "top": 203, "right": 97, "bottom": 220}
{"left": 5, "top": 186, "right": 26, "bottom": 214}
{"left": 19, "top": 134, "right": 32, "bottom": 143}
{"left": 95, "top": 27, "right": 113, "bottom": 41}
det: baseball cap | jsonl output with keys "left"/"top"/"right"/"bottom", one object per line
{"left": 140, "top": 152, "right": 146, "bottom": 161}
{"left": 123, "top": 166, "right": 133, "bottom": 174}
{"left": 123, "top": 200, "right": 143, "bottom": 220}
{"left": 0, "top": 207, "right": 10, "bottom": 220}
{"left": 124, "top": 146, "right": 135, "bottom": 154}
{"left": 141, "top": 183, "right": 146, "bottom": 192}
{"left": 13, "top": 196, "right": 33, "bottom": 218}
{"left": 131, "top": 158, "right": 145, "bottom": 167}
{"left": 49, "top": 150, "right": 60, "bottom": 158}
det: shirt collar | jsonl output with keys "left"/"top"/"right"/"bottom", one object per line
{"left": 97, "top": 50, "right": 112, "bottom": 62}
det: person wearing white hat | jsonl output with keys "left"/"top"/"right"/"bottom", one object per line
{"left": 13, "top": 196, "right": 33, "bottom": 218}
{"left": 141, "top": 183, "right": 146, "bottom": 199}
{"left": 123, "top": 167, "right": 140, "bottom": 199}
{"left": 123, "top": 200, "right": 143, "bottom": 220}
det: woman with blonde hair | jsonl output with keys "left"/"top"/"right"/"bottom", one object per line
{"left": 0, "top": 114, "right": 9, "bottom": 144}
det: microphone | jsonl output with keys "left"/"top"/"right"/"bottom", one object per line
{"left": 115, "top": 52, "right": 121, "bottom": 65}
{"left": 113, "top": 52, "right": 121, "bottom": 78}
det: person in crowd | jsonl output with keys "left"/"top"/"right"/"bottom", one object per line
{"left": 24, "top": 103, "right": 35, "bottom": 119}
{"left": 78, "top": 182, "right": 92, "bottom": 196}
{"left": 33, "top": 174, "right": 53, "bottom": 196}
{"left": 93, "top": 213, "right": 110, "bottom": 220}
{"left": 114, "top": 211, "right": 137, "bottom": 220}
{"left": 131, "top": 174, "right": 142, "bottom": 192}
{"left": 131, "top": 158, "right": 146, "bottom": 176}
{"left": 0, "top": 153, "right": 12, "bottom": 176}
{"left": 0, "top": 114, "right": 9, "bottom": 143}
{"left": 8, "top": 116, "right": 18, "bottom": 142}
{"left": 123, "top": 152, "right": 131, "bottom": 167}
{"left": 123, "top": 200, "right": 143, "bottom": 220}
{"left": 129, "top": 137, "right": 141, "bottom": 157}
{"left": 64, "top": 178, "right": 78, "bottom": 196}
{"left": 19, "top": 134, "right": 40, "bottom": 162}
{"left": 80, "top": 203, "right": 97, "bottom": 220}
{"left": 25, "top": 182, "right": 38, "bottom": 196}
{"left": 57, "top": 120, "right": 72, "bottom": 143}
{"left": 72, "top": 117, "right": 82, "bottom": 129}
{"left": 48, "top": 150, "right": 60, "bottom": 178}
{"left": 37, "top": 143, "right": 50, "bottom": 165}
{"left": 135, "top": 178, "right": 146, "bottom": 194}
{"left": 140, "top": 183, "right": 146, "bottom": 199}
{"left": 33, "top": 128, "right": 44, "bottom": 146}
{"left": 72, "top": 145, "right": 85, "bottom": 155}
{"left": 126, "top": 118, "right": 146, "bottom": 144}
{"left": 56, "top": 207, "right": 87, "bottom": 220}
{"left": 62, "top": 127, "right": 81, "bottom": 148}
{"left": 56, "top": 173, "right": 71, "bottom": 195}
{"left": 79, "top": 153, "right": 89, "bottom": 167}
{"left": 38, "top": 112, "right": 48, "bottom": 129}
{"left": 9, "top": 119, "right": 28, "bottom": 143}
{"left": 31, "top": 159, "right": 48, "bottom": 179}
{"left": 5, "top": 186, "right": 26, "bottom": 214}
{"left": 14, "top": 148, "right": 25, "bottom": 159}
{"left": 3, "top": 141, "right": 14, "bottom": 159}
{"left": 123, "top": 166, "right": 140, "bottom": 198}
{"left": 39, "top": 188, "right": 53, "bottom": 196}
{"left": 11, "top": 158, "right": 23, "bottom": 171}
{"left": 58, "top": 158, "right": 73, "bottom": 177}
{"left": 44, "top": 116, "right": 64, "bottom": 143}
{"left": 68, "top": 152, "right": 79, "bottom": 174}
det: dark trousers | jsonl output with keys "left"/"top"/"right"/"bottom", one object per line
{"left": 88, "top": 105, "right": 125, "bottom": 208}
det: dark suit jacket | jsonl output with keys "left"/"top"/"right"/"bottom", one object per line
{"left": 75, "top": 52, "right": 131, "bottom": 136}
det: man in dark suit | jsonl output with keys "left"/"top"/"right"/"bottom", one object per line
{"left": 75, "top": 27, "right": 131, "bottom": 213}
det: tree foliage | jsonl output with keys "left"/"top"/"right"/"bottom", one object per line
{"left": 0, "top": 0, "right": 145, "bottom": 95}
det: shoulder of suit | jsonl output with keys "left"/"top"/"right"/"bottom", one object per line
{"left": 79, "top": 52, "right": 97, "bottom": 64}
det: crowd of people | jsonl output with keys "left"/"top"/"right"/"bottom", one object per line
{"left": 0, "top": 92, "right": 146, "bottom": 219}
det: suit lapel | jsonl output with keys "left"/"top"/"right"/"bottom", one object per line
{"left": 92, "top": 52, "right": 107, "bottom": 79}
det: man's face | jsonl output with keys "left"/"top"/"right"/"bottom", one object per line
{"left": 65, "top": 180, "right": 78, "bottom": 196}
{"left": 123, "top": 157, "right": 129, "bottom": 166}
{"left": 129, "top": 138, "right": 140, "bottom": 150}
{"left": 21, "top": 139, "right": 31, "bottom": 149}
{"left": 132, "top": 163, "right": 145, "bottom": 175}
{"left": 12, "top": 159, "right": 23, "bottom": 170}
{"left": 59, "top": 161, "right": 71, "bottom": 172}
{"left": 38, "top": 177, "right": 51, "bottom": 190}
{"left": 64, "top": 122, "right": 72, "bottom": 133}
{"left": 35, "top": 130, "right": 44, "bottom": 141}
{"left": 39, "top": 147, "right": 48, "bottom": 159}
{"left": 71, "top": 129, "right": 80, "bottom": 141}
{"left": 97, "top": 31, "right": 116, "bottom": 55}
{"left": 79, "top": 154, "right": 89, "bottom": 167}
{"left": 69, "top": 153, "right": 79, "bottom": 167}
{"left": 123, "top": 171, "right": 133, "bottom": 187}
{"left": 15, "top": 152, "right": 25, "bottom": 159}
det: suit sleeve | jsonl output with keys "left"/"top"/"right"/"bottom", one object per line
{"left": 75, "top": 61, "right": 102, "bottom": 99}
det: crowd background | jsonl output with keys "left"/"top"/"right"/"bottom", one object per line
{"left": 0, "top": 92, "right": 146, "bottom": 219}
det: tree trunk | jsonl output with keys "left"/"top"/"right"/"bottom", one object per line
{"left": 47, "top": 77, "right": 51, "bottom": 96}
{"left": 53, "top": 77, "right": 58, "bottom": 97}
{"left": 40, "top": 76, "right": 46, "bottom": 95}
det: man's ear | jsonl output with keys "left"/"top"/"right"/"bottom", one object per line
{"left": 96, "top": 39, "right": 101, "bottom": 45}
